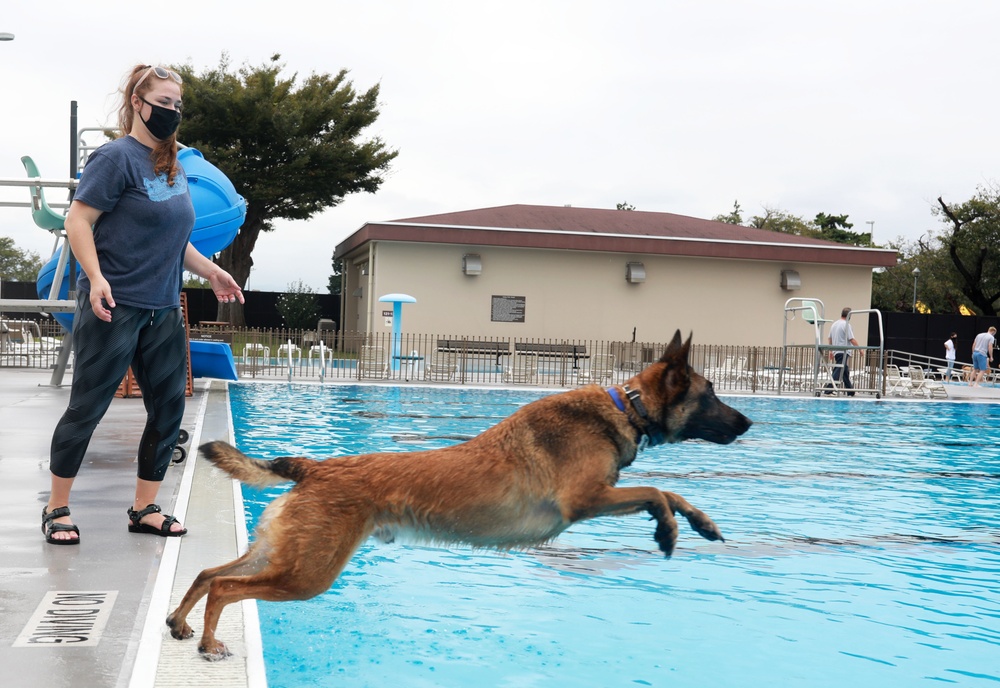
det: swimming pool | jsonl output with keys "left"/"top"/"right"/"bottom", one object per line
{"left": 229, "top": 384, "right": 1000, "bottom": 687}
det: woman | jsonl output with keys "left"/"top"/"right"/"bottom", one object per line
{"left": 944, "top": 332, "right": 957, "bottom": 380}
{"left": 42, "top": 64, "right": 244, "bottom": 544}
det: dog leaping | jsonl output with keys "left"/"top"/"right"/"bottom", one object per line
{"left": 167, "top": 330, "right": 752, "bottom": 660}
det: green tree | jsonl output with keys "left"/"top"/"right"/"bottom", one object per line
{"left": 712, "top": 200, "right": 743, "bottom": 225}
{"left": 935, "top": 188, "right": 1000, "bottom": 316}
{"left": 746, "top": 206, "right": 814, "bottom": 236}
{"left": 871, "top": 233, "right": 970, "bottom": 314}
{"left": 276, "top": 280, "right": 321, "bottom": 329}
{"left": 0, "top": 236, "right": 43, "bottom": 281}
{"left": 183, "top": 273, "right": 210, "bottom": 288}
{"left": 813, "top": 212, "right": 869, "bottom": 246}
{"left": 174, "top": 54, "right": 398, "bottom": 326}
{"left": 718, "top": 204, "right": 871, "bottom": 246}
{"left": 616, "top": 201, "right": 635, "bottom": 211}
{"left": 328, "top": 256, "right": 343, "bottom": 295}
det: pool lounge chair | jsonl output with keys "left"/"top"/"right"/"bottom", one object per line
{"left": 908, "top": 367, "right": 948, "bottom": 399}
{"left": 242, "top": 342, "right": 270, "bottom": 367}
{"left": 0, "top": 320, "right": 55, "bottom": 366}
{"left": 885, "top": 365, "right": 913, "bottom": 397}
{"left": 424, "top": 351, "right": 459, "bottom": 382}
{"left": 358, "top": 345, "right": 388, "bottom": 379}
{"left": 704, "top": 356, "right": 752, "bottom": 388}
{"left": 503, "top": 354, "right": 538, "bottom": 384}
{"left": 275, "top": 342, "right": 302, "bottom": 368}
{"left": 576, "top": 353, "right": 616, "bottom": 385}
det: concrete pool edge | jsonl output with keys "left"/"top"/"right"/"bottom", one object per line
{"left": 134, "top": 380, "right": 267, "bottom": 688}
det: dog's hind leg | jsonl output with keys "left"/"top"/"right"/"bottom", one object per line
{"left": 662, "top": 491, "right": 725, "bottom": 543}
{"left": 166, "top": 545, "right": 268, "bottom": 642}
{"left": 196, "top": 509, "right": 373, "bottom": 660}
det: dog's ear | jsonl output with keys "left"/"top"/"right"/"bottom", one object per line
{"left": 659, "top": 330, "right": 691, "bottom": 366}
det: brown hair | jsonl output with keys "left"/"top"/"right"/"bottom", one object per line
{"left": 116, "top": 64, "right": 181, "bottom": 186}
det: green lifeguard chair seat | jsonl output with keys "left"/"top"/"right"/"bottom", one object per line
{"left": 21, "top": 155, "right": 67, "bottom": 232}
{"left": 801, "top": 300, "right": 820, "bottom": 324}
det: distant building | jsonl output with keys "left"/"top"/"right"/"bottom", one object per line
{"left": 334, "top": 204, "right": 897, "bottom": 346}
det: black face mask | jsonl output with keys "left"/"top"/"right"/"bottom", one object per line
{"left": 139, "top": 98, "right": 181, "bottom": 140}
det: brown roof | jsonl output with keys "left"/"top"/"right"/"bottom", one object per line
{"left": 335, "top": 204, "right": 898, "bottom": 268}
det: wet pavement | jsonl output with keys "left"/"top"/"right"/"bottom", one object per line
{"left": 0, "top": 367, "right": 260, "bottom": 688}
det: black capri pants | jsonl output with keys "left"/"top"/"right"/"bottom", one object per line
{"left": 50, "top": 292, "right": 188, "bottom": 482}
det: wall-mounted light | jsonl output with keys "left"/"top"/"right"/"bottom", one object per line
{"left": 780, "top": 269, "right": 801, "bottom": 291}
{"left": 626, "top": 261, "right": 645, "bottom": 284}
{"left": 360, "top": 263, "right": 369, "bottom": 276}
{"left": 463, "top": 254, "right": 482, "bottom": 276}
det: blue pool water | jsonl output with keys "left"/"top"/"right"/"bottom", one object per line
{"left": 228, "top": 384, "right": 1000, "bottom": 687}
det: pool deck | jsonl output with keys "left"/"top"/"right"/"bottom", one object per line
{"left": 2, "top": 366, "right": 1000, "bottom": 688}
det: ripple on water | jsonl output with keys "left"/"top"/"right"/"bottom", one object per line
{"left": 228, "top": 384, "right": 1000, "bottom": 688}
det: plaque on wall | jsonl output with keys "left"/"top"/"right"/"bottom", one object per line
{"left": 491, "top": 295, "right": 526, "bottom": 323}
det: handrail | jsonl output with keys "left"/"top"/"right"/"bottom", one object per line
{"left": 317, "top": 340, "right": 327, "bottom": 382}
{"left": 0, "top": 177, "right": 78, "bottom": 209}
{"left": 780, "top": 299, "right": 885, "bottom": 397}
{"left": 0, "top": 177, "right": 79, "bottom": 187}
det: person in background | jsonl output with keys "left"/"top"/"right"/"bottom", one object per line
{"left": 826, "top": 307, "right": 859, "bottom": 396}
{"left": 970, "top": 326, "right": 997, "bottom": 388}
{"left": 42, "top": 64, "right": 244, "bottom": 544}
{"left": 944, "top": 332, "right": 958, "bottom": 380}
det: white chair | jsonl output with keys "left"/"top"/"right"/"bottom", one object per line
{"left": 275, "top": 341, "right": 302, "bottom": 368}
{"left": 242, "top": 342, "right": 270, "bottom": 367}
{"left": 577, "top": 353, "right": 616, "bottom": 385}
{"left": 884, "top": 365, "right": 913, "bottom": 397}
{"left": 503, "top": 354, "right": 538, "bottom": 384}
{"left": 358, "top": 345, "right": 388, "bottom": 379}
{"left": 1, "top": 322, "right": 40, "bottom": 366}
{"left": 424, "top": 351, "right": 459, "bottom": 382}
{"left": 307, "top": 342, "right": 326, "bottom": 370}
{"left": 908, "top": 367, "right": 948, "bottom": 398}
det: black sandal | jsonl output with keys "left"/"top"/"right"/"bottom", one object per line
{"left": 42, "top": 506, "right": 80, "bottom": 545}
{"left": 127, "top": 504, "right": 187, "bottom": 537}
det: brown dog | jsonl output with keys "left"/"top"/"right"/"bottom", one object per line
{"left": 167, "top": 331, "right": 751, "bottom": 660}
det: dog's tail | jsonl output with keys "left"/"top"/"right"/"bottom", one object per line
{"left": 199, "top": 441, "right": 313, "bottom": 486}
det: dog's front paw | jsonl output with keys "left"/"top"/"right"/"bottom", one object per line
{"left": 654, "top": 521, "right": 677, "bottom": 558}
{"left": 686, "top": 511, "right": 725, "bottom": 543}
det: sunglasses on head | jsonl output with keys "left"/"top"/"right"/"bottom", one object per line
{"left": 133, "top": 65, "right": 182, "bottom": 95}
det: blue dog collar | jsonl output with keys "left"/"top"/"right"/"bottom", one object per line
{"left": 606, "top": 385, "right": 664, "bottom": 449}
{"left": 607, "top": 386, "right": 627, "bottom": 413}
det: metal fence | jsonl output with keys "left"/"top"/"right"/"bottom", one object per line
{"left": 2, "top": 322, "right": 898, "bottom": 395}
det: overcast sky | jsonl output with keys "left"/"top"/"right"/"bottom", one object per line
{"left": 2, "top": 1, "right": 998, "bottom": 292}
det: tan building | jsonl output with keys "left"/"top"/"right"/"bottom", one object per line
{"left": 334, "top": 204, "right": 897, "bottom": 347}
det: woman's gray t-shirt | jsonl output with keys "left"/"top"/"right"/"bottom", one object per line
{"left": 74, "top": 136, "right": 195, "bottom": 309}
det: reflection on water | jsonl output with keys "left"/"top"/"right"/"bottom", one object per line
{"left": 229, "top": 384, "right": 1000, "bottom": 688}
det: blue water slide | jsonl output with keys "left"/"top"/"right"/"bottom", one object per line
{"left": 36, "top": 147, "right": 246, "bottom": 330}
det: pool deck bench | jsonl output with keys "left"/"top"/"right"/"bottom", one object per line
{"left": 436, "top": 339, "right": 510, "bottom": 367}
{"left": 513, "top": 342, "right": 589, "bottom": 369}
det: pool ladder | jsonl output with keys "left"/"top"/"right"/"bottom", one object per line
{"left": 280, "top": 339, "right": 327, "bottom": 382}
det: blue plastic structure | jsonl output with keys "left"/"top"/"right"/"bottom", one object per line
{"left": 189, "top": 340, "right": 238, "bottom": 380}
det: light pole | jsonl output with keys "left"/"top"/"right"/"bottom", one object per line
{"left": 912, "top": 267, "right": 921, "bottom": 312}
{"left": 866, "top": 220, "right": 874, "bottom": 244}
